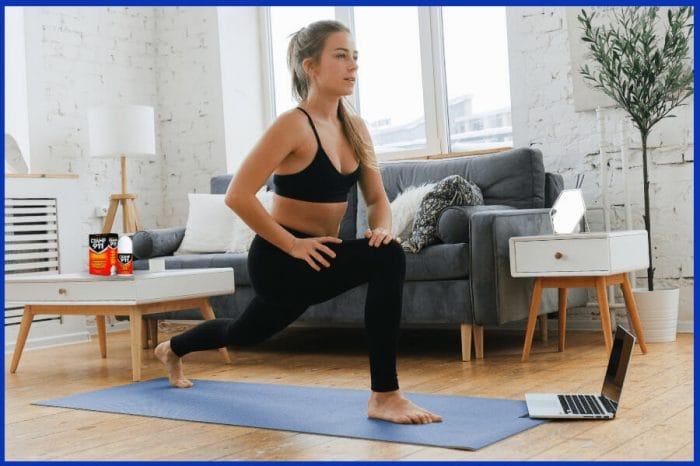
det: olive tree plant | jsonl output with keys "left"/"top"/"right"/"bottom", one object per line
{"left": 578, "top": 6, "right": 694, "bottom": 291}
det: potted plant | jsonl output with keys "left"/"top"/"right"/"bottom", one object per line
{"left": 578, "top": 6, "right": 693, "bottom": 341}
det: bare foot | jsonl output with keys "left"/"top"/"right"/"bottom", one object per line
{"left": 368, "top": 390, "right": 442, "bottom": 424}
{"left": 154, "top": 341, "right": 193, "bottom": 388}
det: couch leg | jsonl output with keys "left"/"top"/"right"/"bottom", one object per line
{"left": 539, "top": 314, "right": 548, "bottom": 343}
{"left": 473, "top": 325, "right": 484, "bottom": 359}
{"left": 460, "top": 324, "right": 472, "bottom": 361}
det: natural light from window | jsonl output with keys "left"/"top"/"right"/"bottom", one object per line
{"left": 443, "top": 7, "right": 512, "bottom": 152}
{"left": 354, "top": 7, "right": 426, "bottom": 154}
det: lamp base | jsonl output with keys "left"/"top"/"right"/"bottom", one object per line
{"left": 103, "top": 193, "right": 141, "bottom": 233}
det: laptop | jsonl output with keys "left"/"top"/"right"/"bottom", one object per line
{"left": 525, "top": 324, "right": 636, "bottom": 420}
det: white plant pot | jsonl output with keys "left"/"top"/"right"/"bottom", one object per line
{"left": 632, "top": 287, "right": 680, "bottom": 343}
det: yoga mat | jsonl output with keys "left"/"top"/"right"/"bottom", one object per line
{"left": 34, "top": 378, "right": 544, "bottom": 451}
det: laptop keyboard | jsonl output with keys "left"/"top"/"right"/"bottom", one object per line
{"left": 558, "top": 394, "right": 611, "bottom": 415}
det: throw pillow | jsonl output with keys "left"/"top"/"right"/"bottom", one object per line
{"left": 389, "top": 183, "right": 436, "bottom": 243}
{"left": 226, "top": 190, "right": 275, "bottom": 253}
{"left": 404, "top": 175, "right": 483, "bottom": 253}
{"left": 175, "top": 193, "right": 238, "bottom": 255}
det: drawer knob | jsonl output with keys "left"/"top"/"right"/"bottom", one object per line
{"left": 554, "top": 252, "right": 563, "bottom": 260}
{"left": 58, "top": 288, "right": 67, "bottom": 295}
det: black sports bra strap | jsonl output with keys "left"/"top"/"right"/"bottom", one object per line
{"left": 296, "top": 107, "right": 322, "bottom": 145}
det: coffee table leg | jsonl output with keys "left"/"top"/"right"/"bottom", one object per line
{"left": 95, "top": 316, "right": 107, "bottom": 358}
{"left": 10, "top": 305, "right": 34, "bottom": 373}
{"left": 130, "top": 309, "right": 142, "bottom": 381}
{"left": 148, "top": 320, "right": 158, "bottom": 348}
{"left": 199, "top": 298, "right": 231, "bottom": 364}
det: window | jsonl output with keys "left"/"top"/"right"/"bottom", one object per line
{"left": 264, "top": 7, "right": 512, "bottom": 159}
{"left": 354, "top": 7, "right": 427, "bottom": 154}
{"left": 442, "top": 7, "right": 512, "bottom": 152}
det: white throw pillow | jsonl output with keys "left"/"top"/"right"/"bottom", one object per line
{"left": 390, "top": 183, "right": 436, "bottom": 242}
{"left": 226, "top": 190, "right": 275, "bottom": 253}
{"left": 175, "top": 193, "right": 237, "bottom": 255}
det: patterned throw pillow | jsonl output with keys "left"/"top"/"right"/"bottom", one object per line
{"left": 404, "top": 175, "right": 483, "bottom": 253}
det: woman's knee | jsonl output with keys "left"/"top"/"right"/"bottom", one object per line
{"left": 372, "top": 240, "right": 406, "bottom": 271}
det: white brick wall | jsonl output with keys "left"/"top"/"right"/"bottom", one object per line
{"left": 22, "top": 6, "right": 230, "bottom": 233}
{"left": 508, "top": 7, "right": 694, "bottom": 328}
{"left": 155, "top": 7, "right": 227, "bottom": 226}
{"left": 23, "top": 6, "right": 161, "bottom": 269}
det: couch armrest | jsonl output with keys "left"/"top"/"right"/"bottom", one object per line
{"left": 132, "top": 227, "right": 186, "bottom": 259}
{"left": 469, "top": 209, "right": 557, "bottom": 326}
{"left": 437, "top": 205, "right": 516, "bottom": 244}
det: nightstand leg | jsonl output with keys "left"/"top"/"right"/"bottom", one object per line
{"left": 522, "top": 278, "right": 543, "bottom": 362}
{"left": 621, "top": 274, "right": 648, "bottom": 353}
{"left": 538, "top": 314, "right": 548, "bottom": 343}
{"left": 558, "top": 288, "right": 568, "bottom": 352}
{"left": 595, "top": 277, "right": 613, "bottom": 354}
{"left": 96, "top": 316, "right": 107, "bottom": 358}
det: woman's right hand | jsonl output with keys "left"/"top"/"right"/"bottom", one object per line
{"left": 287, "top": 236, "right": 343, "bottom": 271}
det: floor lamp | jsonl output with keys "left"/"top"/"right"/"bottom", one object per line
{"left": 88, "top": 104, "right": 156, "bottom": 234}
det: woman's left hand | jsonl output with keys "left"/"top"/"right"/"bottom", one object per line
{"left": 364, "top": 228, "right": 398, "bottom": 247}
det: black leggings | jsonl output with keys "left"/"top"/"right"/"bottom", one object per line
{"left": 169, "top": 226, "right": 406, "bottom": 392}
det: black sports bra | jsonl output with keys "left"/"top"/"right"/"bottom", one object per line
{"left": 273, "top": 107, "right": 361, "bottom": 203}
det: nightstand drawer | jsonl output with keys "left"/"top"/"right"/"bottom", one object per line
{"left": 513, "top": 238, "right": 609, "bottom": 274}
{"left": 509, "top": 230, "right": 649, "bottom": 277}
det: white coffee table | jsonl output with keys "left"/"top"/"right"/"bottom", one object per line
{"left": 509, "top": 230, "right": 649, "bottom": 361}
{"left": 5, "top": 268, "right": 235, "bottom": 381}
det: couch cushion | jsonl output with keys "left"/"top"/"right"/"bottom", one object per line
{"left": 134, "top": 241, "right": 468, "bottom": 287}
{"left": 210, "top": 174, "right": 358, "bottom": 240}
{"left": 356, "top": 147, "right": 545, "bottom": 237}
{"left": 157, "top": 252, "right": 251, "bottom": 285}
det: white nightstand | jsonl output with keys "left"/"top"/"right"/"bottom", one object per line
{"left": 509, "top": 230, "right": 649, "bottom": 361}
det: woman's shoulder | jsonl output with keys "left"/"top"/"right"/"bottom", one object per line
{"left": 265, "top": 107, "right": 309, "bottom": 136}
{"left": 276, "top": 107, "right": 308, "bottom": 125}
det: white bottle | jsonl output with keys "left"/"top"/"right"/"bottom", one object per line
{"left": 117, "top": 235, "right": 133, "bottom": 275}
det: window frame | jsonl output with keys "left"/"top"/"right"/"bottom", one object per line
{"left": 259, "top": 6, "right": 512, "bottom": 161}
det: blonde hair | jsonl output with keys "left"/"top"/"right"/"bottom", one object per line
{"left": 287, "top": 20, "right": 376, "bottom": 169}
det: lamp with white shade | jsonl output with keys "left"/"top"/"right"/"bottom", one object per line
{"left": 88, "top": 104, "right": 155, "bottom": 233}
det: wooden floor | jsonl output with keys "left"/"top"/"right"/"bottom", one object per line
{"left": 5, "top": 325, "right": 694, "bottom": 460}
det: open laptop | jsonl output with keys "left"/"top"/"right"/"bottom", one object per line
{"left": 525, "top": 325, "right": 635, "bottom": 419}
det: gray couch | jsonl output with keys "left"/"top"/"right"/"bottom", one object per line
{"left": 133, "top": 147, "right": 578, "bottom": 360}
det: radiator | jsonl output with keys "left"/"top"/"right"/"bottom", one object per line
{"left": 4, "top": 197, "right": 61, "bottom": 326}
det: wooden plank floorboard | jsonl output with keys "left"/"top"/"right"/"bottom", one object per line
{"left": 4, "top": 327, "right": 693, "bottom": 460}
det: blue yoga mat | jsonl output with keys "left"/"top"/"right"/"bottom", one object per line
{"left": 34, "top": 378, "right": 544, "bottom": 450}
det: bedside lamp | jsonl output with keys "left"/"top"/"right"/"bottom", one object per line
{"left": 88, "top": 104, "right": 156, "bottom": 233}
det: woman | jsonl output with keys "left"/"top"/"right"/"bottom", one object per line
{"left": 155, "top": 20, "right": 441, "bottom": 425}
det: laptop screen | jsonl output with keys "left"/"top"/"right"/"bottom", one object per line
{"left": 601, "top": 326, "right": 635, "bottom": 405}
